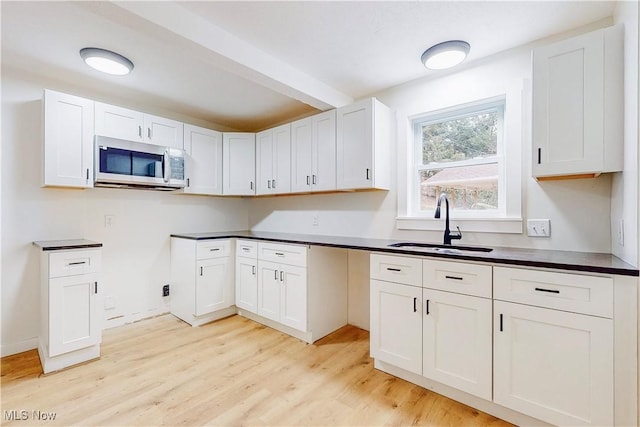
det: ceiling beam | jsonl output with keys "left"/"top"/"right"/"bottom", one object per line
{"left": 112, "top": 1, "right": 353, "bottom": 110}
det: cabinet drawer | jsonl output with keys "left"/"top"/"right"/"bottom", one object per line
{"left": 196, "top": 240, "right": 230, "bottom": 260}
{"left": 494, "top": 267, "right": 613, "bottom": 318}
{"left": 370, "top": 254, "right": 422, "bottom": 286}
{"left": 258, "top": 242, "right": 307, "bottom": 267}
{"left": 49, "top": 249, "right": 101, "bottom": 278}
{"left": 423, "top": 260, "right": 492, "bottom": 298}
{"left": 236, "top": 240, "right": 258, "bottom": 259}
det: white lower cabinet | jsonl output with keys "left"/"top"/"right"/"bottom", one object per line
{"left": 493, "top": 301, "right": 613, "bottom": 426}
{"left": 422, "top": 288, "right": 492, "bottom": 400}
{"left": 370, "top": 279, "right": 422, "bottom": 375}
{"left": 36, "top": 243, "right": 103, "bottom": 374}
{"left": 170, "top": 238, "right": 235, "bottom": 326}
{"left": 241, "top": 241, "right": 347, "bottom": 343}
{"left": 235, "top": 240, "right": 258, "bottom": 314}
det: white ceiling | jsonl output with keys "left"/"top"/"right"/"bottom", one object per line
{"left": 1, "top": 1, "right": 616, "bottom": 131}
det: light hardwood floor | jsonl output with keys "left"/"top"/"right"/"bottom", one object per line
{"left": 1, "top": 314, "right": 513, "bottom": 426}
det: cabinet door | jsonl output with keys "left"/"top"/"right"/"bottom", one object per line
{"left": 370, "top": 279, "right": 422, "bottom": 375}
{"left": 144, "top": 114, "right": 184, "bottom": 149}
{"left": 195, "top": 257, "right": 232, "bottom": 316}
{"left": 94, "top": 102, "right": 143, "bottom": 142}
{"left": 336, "top": 98, "right": 373, "bottom": 190}
{"left": 222, "top": 133, "right": 256, "bottom": 195}
{"left": 272, "top": 124, "right": 291, "bottom": 194}
{"left": 532, "top": 30, "right": 604, "bottom": 177}
{"left": 423, "top": 289, "right": 492, "bottom": 400}
{"left": 280, "top": 264, "right": 307, "bottom": 332}
{"left": 290, "top": 117, "right": 313, "bottom": 192}
{"left": 256, "top": 129, "right": 275, "bottom": 195}
{"left": 494, "top": 301, "right": 613, "bottom": 426}
{"left": 257, "top": 260, "right": 280, "bottom": 322}
{"left": 43, "top": 90, "right": 94, "bottom": 188}
{"left": 183, "top": 124, "right": 223, "bottom": 195}
{"left": 49, "top": 273, "right": 100, "bottom": 357}
{"left": 235, "top": 258, "right": 258, "bottom": 313}
{"left": 312, "top": 109, "right": 336, "bottom": 192}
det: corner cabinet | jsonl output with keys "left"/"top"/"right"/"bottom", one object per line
{"left": 256, "top": 124, "right": 291, "bottom": 195}
{"left": 94, "top": 102, "right": 184, "bottom": 149}
{"left": 43, "top": 90, "right": 94, "bottom": 188}
{"left": 170, "top": 238, "right": 235, "bottom": 326}
{"left": 336, "top": 98, "right": 391, "bottom": 190}
{"left": 532, "top": 25, "right": 623, "bottom": 179}
{"left": 35, "top": 241, "right": 103, "bottom": 374}
{"left": 222, "top": 133, "right": 256, "bottom": 196}
{"left": 290, "top": 110, "right": 337, "bottom": 193}
{"left": 183, "top": 124, "right": 223, "bottom": 195}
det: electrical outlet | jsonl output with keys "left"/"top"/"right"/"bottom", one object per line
{"left": 312, "top": 213, "right": 319, "bottom": 226}
{"left": 618, "top": 219, "right": 624, "bottom": 246}
{"left": 104, "top": 215, "right": 115, "bottom": 227}
{"left": 162, "top": 284, "right": 170, "bottom": 297}
{"left": 527, "top": 219, "right": 551, "bottom": 237}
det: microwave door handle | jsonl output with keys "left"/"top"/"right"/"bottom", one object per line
{"left": 163, "top": 150, "right": 170, "bottom": 183}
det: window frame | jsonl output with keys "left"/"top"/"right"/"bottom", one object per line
{"left": 412, "top": 98, "right": 506, "bottom": 219}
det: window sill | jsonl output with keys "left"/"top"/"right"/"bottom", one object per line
{"left": 396, "top": 217, "right": 523, "bottom": 234}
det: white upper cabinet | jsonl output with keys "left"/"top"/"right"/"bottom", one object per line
{"left": 222, "top": 132, "right": 256, "bottom": 196}
{"left": 291, "top": 110, "right": 337, "bottom": 193}
{"left": 43, "top": 89, "right": 95, "bottom": 188}
{"left": 532, "top": 25, "right": 623, "bottom": 179}
{"left": 336, "top": 98, "right": 391, "bottom": 190}
{"left": 256, "top": 123, "right": 291, "bottom": 195}
{"left": 183, "top": 124, "right": 223, "bottom": 195}
{"left": 95, "top": 102, "right": 184, "bottom": 149}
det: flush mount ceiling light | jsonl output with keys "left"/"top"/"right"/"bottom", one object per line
{"left": 79, "top": 47, "right": 134, "bottom": 76}
{"left": 421, "top": 40, "right": 470, "bottom": 70}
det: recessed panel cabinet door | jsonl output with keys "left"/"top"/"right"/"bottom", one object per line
{"left": 280, "top": 264, "right": 307, "bottom": 332}
{"left": 337, "top": 99, "right": 373, "bottom": 190}
{"left": 235, "top": 258, "right": 258, "bottom": 314}
{"left": 43, "top": 90, "right": 94, "bottom": 188}
{"left": 223, "top": 133, "right": 256, "bottom": 195}
{"left": 290, "top": 117, "right": 313, "bottom": 192}
{"left": 312, "top": 109, "right": 337, "bottom": 192}
{"left": 422, "top": 289, "right": 492, "bottom": 400}
{"left": 370, "top": 279, "right": 422, "bottom": 375}
{"left": 49, "top": 273, "right": 100, "bottom": 357}
{"left": 257, "top": 260, "right": 280, "bottom": 322}
{"left": 494, "top": 301, "right": 613, "bottom": 426}
{"left": 183, "top": 124, "right": 223, "bottom": 195}
{"left": 144, "top": 114, "right": 184, "bottom": 149}
{"left": 94, "top": 102, "right": 144, "bottom": 142}
{"left": 195, "top": 258, "right": 232, "bottom": 316}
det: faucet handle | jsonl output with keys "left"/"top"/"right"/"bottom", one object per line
{"left": 451, "top": 226, "right": 462, "bottom": 240}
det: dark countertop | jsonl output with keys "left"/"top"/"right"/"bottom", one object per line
{"left": 171, "top": 231, "right": 639, "bottom": 277}
{"left": 33, "top": 239, "right": 103, "bottom": 251}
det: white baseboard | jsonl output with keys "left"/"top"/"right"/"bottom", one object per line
{"left": 1, "top": 337, "right": 38, "bottom": 357}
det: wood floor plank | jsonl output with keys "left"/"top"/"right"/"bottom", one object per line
{"left": 1, "top": 314, "right": 513, "bottom": 426}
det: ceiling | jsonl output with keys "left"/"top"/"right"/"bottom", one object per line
{"left": 1, "top": 1, "right": 616, "bottom": 132}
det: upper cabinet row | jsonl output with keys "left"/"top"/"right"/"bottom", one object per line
{"left": 43, "top": 90, "right": 392, "bottom": 196}
{"left": 532, "top": 25, "right": 623, "bottom": 179}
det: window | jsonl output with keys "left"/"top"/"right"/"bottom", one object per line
{"left": 413, "top": 99, "right": 505, "bottom": 218}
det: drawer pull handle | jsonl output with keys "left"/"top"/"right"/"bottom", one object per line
{"left": 425, "top": 299, "right": 430, "bottom": 315}
{"left": 275, "top": 252, "right": 285, "bottom": 256}
{"left": 386, "top": 267, "right": 402, "bottom": 272}
{"left": 534, "top": 287, "right": 560, "bottom": 294}
{"left": 209, "top": 248, "right": 220, "bottom": 251}
{"left": 242, "top": 247, "right": 250, "bottom": 252}
{"left": 68, "top": 261, "right": 87, "bottom": 266}
{"left": 499, "top": 313, "right": 504, "bottom": 332}
{"left": 413, "top": 297, "right": 417, "bottom": 313}
{"left": 445, "top": 275, "right": 463, "bottom": 280}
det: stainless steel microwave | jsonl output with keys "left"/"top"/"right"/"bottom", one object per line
{"left": 94, "top": 136, "right": 185, "bottom": 190}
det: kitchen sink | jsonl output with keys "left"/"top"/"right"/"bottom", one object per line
{"left": 388, "top": 242, "right": 493, "bottom": 254}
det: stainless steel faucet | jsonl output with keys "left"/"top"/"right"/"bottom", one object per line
{"left": 434, "top": 193, "right": 462, "bottom": 245}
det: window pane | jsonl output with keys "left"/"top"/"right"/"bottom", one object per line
{"left": 421, "top": 111, "right": 498, "bottom": 164}
{"left": 419, "top": 163, "right": 498, "bottom": 211}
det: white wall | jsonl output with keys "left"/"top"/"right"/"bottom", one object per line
{"left": 1, "top": 68, "right": 250, "bottom": 356}
{"left": 250, "top": 29, "right": 616, "bottom": 254}
{"left": 612, "top": 2, "right": 639, "bottom": 267}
